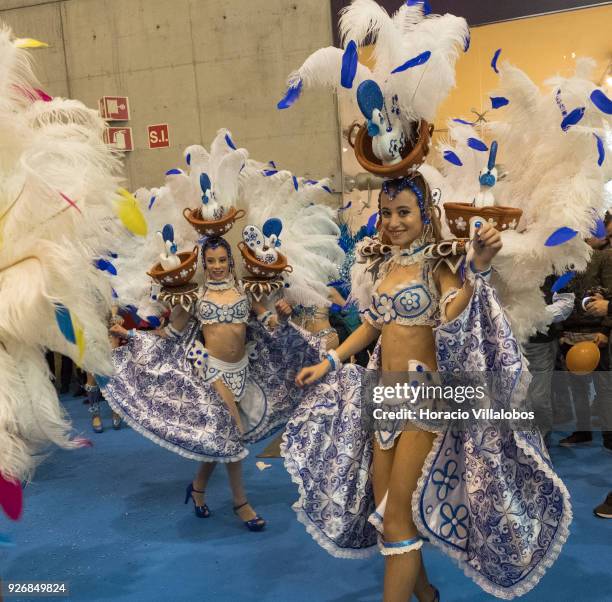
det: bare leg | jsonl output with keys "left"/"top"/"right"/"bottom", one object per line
{"left": 225, "top": 461, "right": 259, "bottom": 522}
{"left": 372, "top": 439, "right": 394, "bottom": 506}
{"left": 213, "top": 379, "right": 244, "bottom": 434}
{"left": 382, "top": 430, "right": 436, "bottom": 602}
{"left": 191, "top": 462, "right": 216, "bottom": 506}
{"left": 373, "top": 439, "right": 432, "bottom": 601}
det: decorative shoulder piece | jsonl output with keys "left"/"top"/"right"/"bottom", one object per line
{"left": 356, "top": 237, "right": 393, "bottom": 262}
{"left": 424, "top": 240, "right": 468, "bottom": 275}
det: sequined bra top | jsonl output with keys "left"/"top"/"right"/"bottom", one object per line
{"left": 196, "top": 290, "right": 251, "bottom": 325}
{"left": 363, "top": 261, "right": 439, "bottom": 329}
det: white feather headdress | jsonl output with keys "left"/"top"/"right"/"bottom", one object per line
{"left": 429, "top": 58, "right": 611, "bottom": 342}
{"left": 0, "top": 26, "right": 132, "bottom": 481}
{"left": 239, "top": 162, "right": 344, "bottom": 308}
{"left": 279, "top": 0, "right": 468, "bottom": 128}
{"left": 111, "top": 130, "right": 249, "bottom": 316}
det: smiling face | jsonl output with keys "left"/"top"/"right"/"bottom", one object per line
{"left": 204, "top": 245, "right": 230, "bottom": 281}
{"left": 379, "top": 188, "right": 424, "bottom": 248}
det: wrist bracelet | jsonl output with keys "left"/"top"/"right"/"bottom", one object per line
{"left": 325, "top": 349, "right": 342, "bottom": 371}
{"left": 465, "top": 260, "right": 492, "bottom": 285}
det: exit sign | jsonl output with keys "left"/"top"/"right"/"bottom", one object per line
{"left": 148, "top": 124, "right": 170, "bottom": 149}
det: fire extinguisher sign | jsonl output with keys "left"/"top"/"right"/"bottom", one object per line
{"left": 148, "top": 124, "right": 170, "bottom": 149}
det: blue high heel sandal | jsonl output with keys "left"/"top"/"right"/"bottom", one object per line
{"left": 184, "top": 483, "right": 210, "bottom": 518}
{"left": 233, "top": 501, "right": 266, "bottom": 532}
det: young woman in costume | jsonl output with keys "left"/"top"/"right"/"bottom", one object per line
{"left": 284, "top": 173, "right": 572, "bottom": 601}
{"left": 107, "top": 235, "right": 301, "bottom": 530}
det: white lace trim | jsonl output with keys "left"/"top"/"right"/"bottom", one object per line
{"left": 379, "top": 538, "right": 423, "bottom": 556}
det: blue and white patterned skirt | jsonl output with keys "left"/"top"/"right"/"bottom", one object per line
{"left": 282, "top": 278, "right": 572, "bottom": 599}
{"left": 103, "top": 319, "right": 323, "bottom": 463}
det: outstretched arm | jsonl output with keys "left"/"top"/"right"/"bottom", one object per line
{"left": 295, "top": 321, "right": 379, "bottom": 386}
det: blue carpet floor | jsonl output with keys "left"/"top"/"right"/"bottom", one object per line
{"left": 1, "top": 394, "right": 611, "bottom": 602}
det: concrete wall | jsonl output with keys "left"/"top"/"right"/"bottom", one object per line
{"left": 0, "top": 0, "right": 341, "bottom": 191}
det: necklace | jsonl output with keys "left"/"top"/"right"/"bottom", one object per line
{"left": 388, "top": 240, "right": 428, "bottom": 267}
{"left": 205, "top": 275, "right": 236, "bottom": 291}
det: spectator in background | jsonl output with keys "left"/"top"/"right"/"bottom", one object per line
{"left": 558, "top": 237, "right": 612, "bottom": 451}
{"left": 523, "top": 276, "right": 574, "bottom": 447}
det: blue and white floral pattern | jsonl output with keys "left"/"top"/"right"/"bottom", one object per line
{"left": 103, "top": 320, "right": 322, "bottom": 463}
{"left": 282, "top": 276, "right": 572, "bottom": 598}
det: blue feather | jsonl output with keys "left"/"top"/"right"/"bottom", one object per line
{"left": 339, "top": 201, "right": 352, "bottom": 212}
{"left": 590, "top": 89, "right": 612, "bottom": 114}
{"left": 225, "top": 133, "right": 236, "bottom": 149}
{"left": 391, "top": 50, "right": 431, "bottom": 74}
{"left": 367, "top": 212, "right": 378, "bottom": 232}
{"left": 148, "top": 195, "right": 156, "bottom": 210}
{"left": 591, "top": 217, "right": 606, "bottom": 238}
{"left": 443, "top": 150, "right": 463, "bottom": 166}
{"left": 146, "top": 316, "right": 161, "bottom": 328}
{"left": 292, "top": 176, "right": 299, "bottom": 190}
{"left": 165, "top": 168, "right": 182, "bottom": 175}
{"left": 491, "top": 48, "right": 502, "bottom": 73}
{"left": 263, "top": 169, "right": 278, "bottom": 176}
{"left": 54, "top": 304, "right": 76, "bottom": 344}
{"left": 545, "top": 227, "right": 578, "bottom": 247}
{"left": 560, "top": 106, "right": 585, "bottom": 131}
{"left": 330, "top": 303, "right": 343, "bottom": 313}
{"left": 322, "top": 185, "right": 332, "bottom": 194}
{"left": 268, "top": 160, "right": 276, "bottom": 168}
{"left": 467, "top": 137, "right": 488, "bottom": 152}
{"left": 108, "top": 252, "right": 118, "bottom": 259}
{"left": 341, "top": 40, "right": 359, "bottom": 89}
{"left": 185, "top": 153, "right": 191, "bottom": 166}
{"left": 162, "top": 224, "right": 174, "bottom": 243}
{"left": 305, "top": 179, "right": 318, "bottom": 185}
{"left": 406, "top": 0, "right": 431, "bottom": 15}
{"left": 277, "top": 80, "right": 303, "bottom": 109}
{"left": 452, "top": 118, "right": 477, "bottom": 125}
{"left": 111, "top": 288, "right": 118, "bottom": 299}
{"left": 357, "top": 80, "right": 384, "bottom": 120}
{"left": 463, "top": 32, "right": 470, "bottom": 52}
{"left": 262, "top": 218, "right": 283, "bottom": 238}
{"left": 487, "top": 141, "right": 498, "bottom": 170}
{"left": 551, "top": 271, "right": 575, "bottom": 293}
{"left": 200, "top": 173, "right": 211, "bottom": 193}
{"left": 594, "top": 133, "right": 605, "bottom": 167}
{"left": 491, "top": 96, "right": 509, "bottom": 109}
{"left": 94, "top": 258, "right": 117, "bottom": 275}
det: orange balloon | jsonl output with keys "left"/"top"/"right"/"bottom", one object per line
{"left": 566, "top": 341, "right": 601, "bottom": 375}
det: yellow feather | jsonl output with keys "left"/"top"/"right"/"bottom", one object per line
{"left": 113, "top": 188, "right": 147, "bottom": 237}
{"left": 14, "top": 38, "right": 49, "bottom": 49}
{"left": 73, "top": 317, "right": 86, "bottom": 363}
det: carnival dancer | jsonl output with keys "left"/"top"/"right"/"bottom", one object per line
{"left": 285, "top": 173, "right": 572, "bottom": 601}
{"left": 107, "top": 235, "right": 304, "bottom": 529}
{"left": 276, "top": 1, "right": 584, "bottom": 599}
{"left": 104, "top": 132, "right": 327, "bottom": 529}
